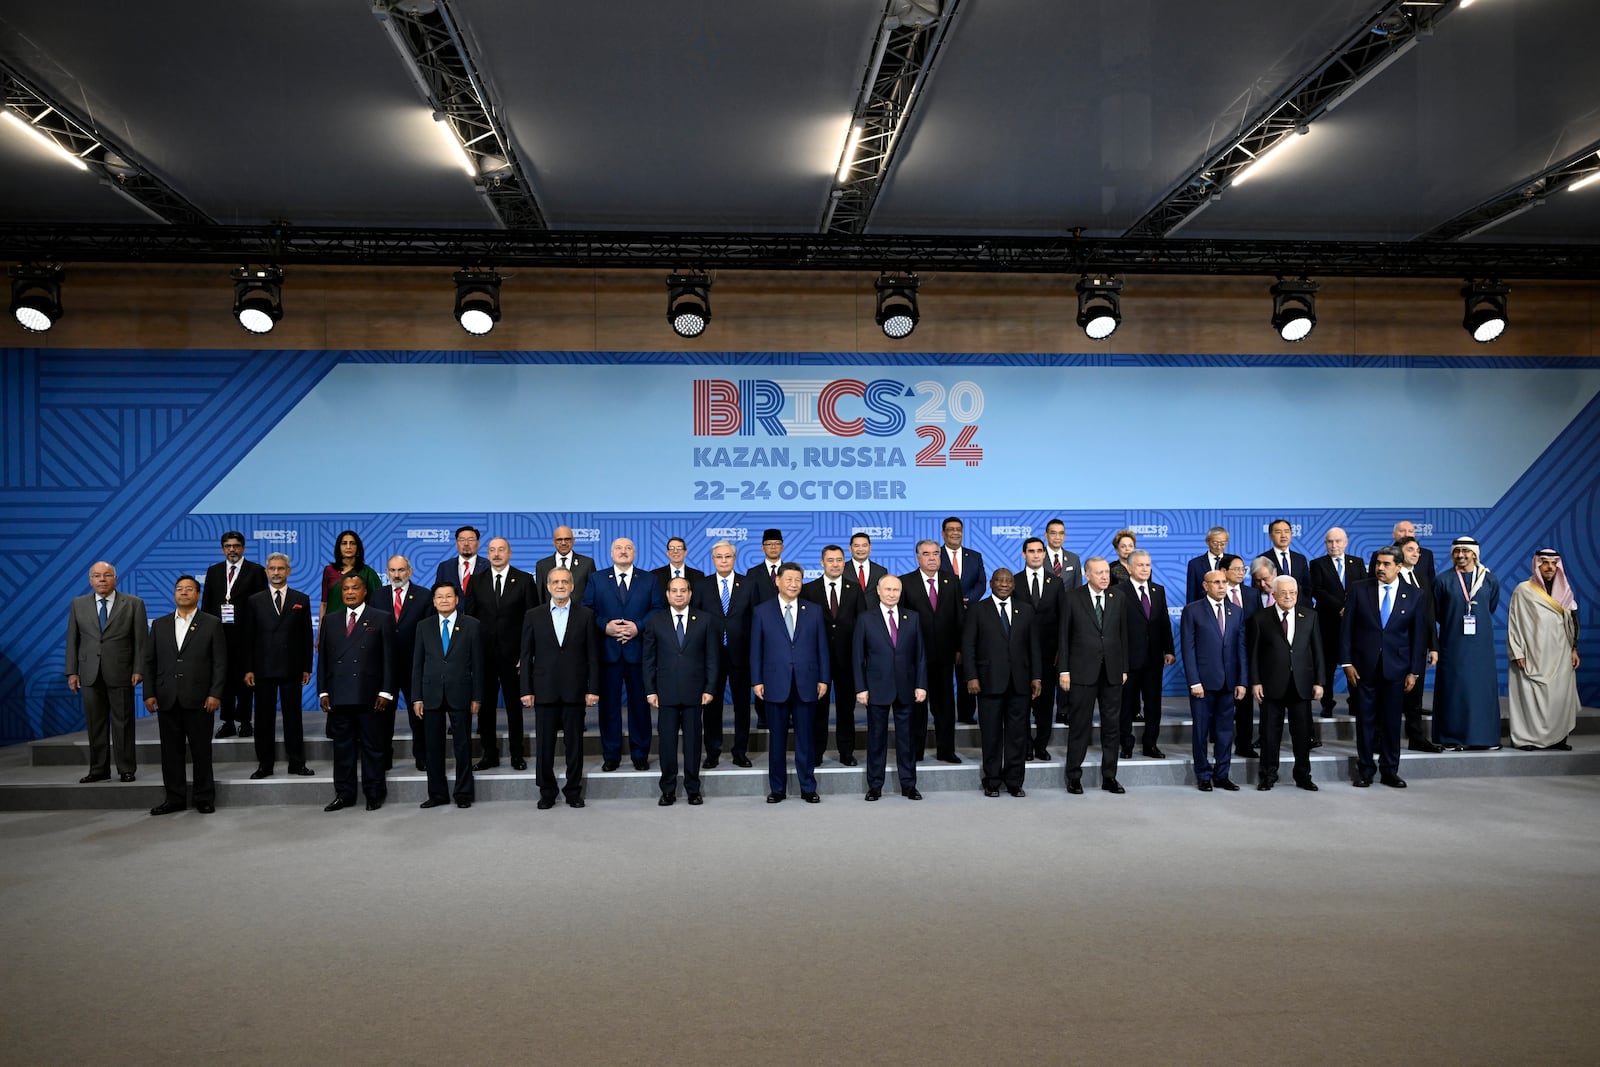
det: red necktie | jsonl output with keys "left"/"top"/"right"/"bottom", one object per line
{"left": 1052, "top": 554, "right": 1062, "bottom": 576}
{"left": 887, "top": 610, "right": 898, "bottom": 646}
{"left": 1231, "top": 589, "right": 1241, "bottom": 608}
{"left": 461, "top": 561, "right": 471, "bottom": 590}
{"left": 228, "top": 564, "right": 236, "bottom": 586}
{"left": 346, "top": 609, "right": 357, "bottom": 636}
{"left": 927, "top": 576, "right": 938, "bottom": 611}
{"left": 858, "top": 565, "right": 866, "bottom": 588}
{"left": 394, "top": 587, "right": 403, "bottom": 620}
{"left": 1281, "top": 611, "right": 1289, "bottom": 637}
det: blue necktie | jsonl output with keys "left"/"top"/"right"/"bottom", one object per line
{"left": 1380, "top": 584, "right": 1392, "bottom": 626}
{"left": 441, "top": 617, "right": 451, "bottom": 654}
{"left": 1335, "top": 557, "right": 1344, "bottom": 585}
{"left": 98, "top": 598, "right": 108, "bottom": 631}
{"left": 720, "top": 578, "right": 731, "bottom": 646}
{"left": 999, "top": 601, "right": 1010, "bottom": 636}
{"left": 676, "top": 613, "right": 686, "bottom": 648}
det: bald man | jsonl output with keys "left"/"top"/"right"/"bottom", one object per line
{"left": 1309, "top": 527, "right": 1366, "bottom": 720}
{"left": 537, "top": 525, "right": 597, "bottom": 602}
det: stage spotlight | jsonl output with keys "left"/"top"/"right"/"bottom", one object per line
{"left": 1269, "top": 278, "right": 1318, "bottom": 342}
{"left": 9, "top": 264, "right": 64, "bottom": 332}
{"left": 232, "top": 266, "right": 283, "bottom": 334}
{"left": 454, "top": 269, "right": 502, "bottom": 335}
{"left": 667, "top": 273, "right": 711, "bottom": 338}
{"left": 1075, "top": 276, "right": 1122, "bottom": 340}
{"left": 875, "top": 273, "right": 920, "bottom": 339}
{"left": 1461, "top": 280, "right": 1508, "bottom": 343}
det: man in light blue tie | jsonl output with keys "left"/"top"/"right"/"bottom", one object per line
{"left": 1339, "top": 546, "right": 1428, "bottom": 788}
{"left": 749, "top": 562, "right": 832, "bottom": 803}
{"left": 411, "top": 582, "right": 483, "bottom": 808}
{"left": 66, "top": 561, "right": 149, "bottom": 783}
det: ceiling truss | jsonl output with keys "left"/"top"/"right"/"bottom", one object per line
{"left": 1419, "top": 139, "right": 1600, "bottom": 241}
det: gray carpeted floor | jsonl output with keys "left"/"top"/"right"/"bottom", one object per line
{"left": 3, "top": 777, "right": 1598, "bottom": 1065}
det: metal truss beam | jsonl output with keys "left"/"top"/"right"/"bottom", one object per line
{"left": 1417, "top": 140, "right": 1600, "bottom": 241}
{"left": 4, "top": 223, "right": 1598, "bottom": 279}
{"left": 823, "top": 0, "right": 961, "bottom": 234}
{"left": 0, "top": 61, "right": 212, "bottom": 227}
{"left": 372, "top": 0, "right": 545, "bottom": 229}
{"left": 1125, "top": 0, "right": 1461, "bottom": 239}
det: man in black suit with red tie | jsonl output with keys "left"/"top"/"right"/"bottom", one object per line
{"left": 1309, "top": 526, "right": 1366, "bottom": 719}
{"left": 962, "top": 569, "right": 1041, "bottom": 798}
{"left": 694, "top": 540, "right": 756, "bottom": 769}
{"left": 650, "top": 536, "right": 706, "bottom": 595}
{"left": 411, "top": 582, "right": 483, "bottom": 808}
{"left": 899, "top": 540, "right": 964, "bottom": 763}
{"left": 465, "top": 537, "right": 540, "bottom": 771}
{"left": 520, "top": 568, "right": 602, "bottom": 809}
{"left": 202, "top": 531, "right": 268, "bottom": 739}
{"left": 1248, "top": 576, "right": 1325, "bottom": 791}
{"left": 1015, "top": 537, "right": 1065, "bottom": 761}
{"left": 643, "top": 577, "right": 719, "bottom": 805}
{"left": 434, "top": 525, "right": 489, "bottom": 596}
{"left": 143, "top": 576, "right": 228, "bottom": 815}
{"left": 1056, "top": 557, "right": 1131, "bottom": 794}
{"left": 318, "top": 575, "right": 396, "bottom": 811}
{"left": 1340, "top": 546, "right": 1429, "bottom": 788}
{"left": 801, "top": 545, "right": 866, "bottom": 765}
{"left": 853, "top": 575, "right": 926, "bottom": 800}
{"left": 848, "top": 532, "right": 889, "bottom": 602}
{"left": 1120, "top": 549, "right": 1175, "bottom": 760}
{"left": 382, "top": 554, "right": 436, "bottom": 771}
{"left": 241, "top": 552, "right": 314, "bottom": 778}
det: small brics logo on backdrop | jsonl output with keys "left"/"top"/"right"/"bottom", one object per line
{"left": 692, "top": 377, "right": 985, "bottom": 468}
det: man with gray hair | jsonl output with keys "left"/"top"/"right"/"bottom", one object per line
{"left": 1248, "top": 576, "right": 1324, "bottom": 790}
{"left": 65, "top": 561, "right": 149, "bottom": 783}
{"left": 241, "top": 552, "right": 315, "bottom": 777}
{"left": 1186, "top": 526, "right": 1231, "bottom": 604}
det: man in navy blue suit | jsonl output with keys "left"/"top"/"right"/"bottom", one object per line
{"left": 1180, "top": 568, "right": 1247, "bottom": 791}
{"left": 583, "top": 536, "right": 667, "bottom": 772}
{"left": 383, "top": 555, "right": 436, "bottom": 771}
{"left": 1340, "top": 545, "right": 1429, "bottom": 788}
{"left": 643, "top": 577, "right": 719, "bottom": 805}
{"left": 434, "top": 525, "right": 488, "bottom": 596}
{"left": 940, "top": 516, "right": 986, "bottom": 725}
{"left": 750, "top": 562, "right": 831, "bottom": 803}
{"left": 318, "top": 575, "right": 396, "bottom": 811}
{"left": 1258, "top": 519, "right": 1312, "bottom": 598}
{"left": 1186, "top": 526, "right": 1232, "bottom": 605}
{"left": 853, "top": 575, "right": 926, "bottom": 801}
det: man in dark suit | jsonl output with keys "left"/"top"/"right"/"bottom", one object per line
{"left": 801, "top": 545, "right": 866, "bottom": 765}
{"left": 382, "top": 554, "right": 436, "bottom": 771}
{"left": 1258, "top": 519, "right": 1313, "bottom": 603}
{"left": 940, "top": 516, "right": 986, "bottom": 725}
{"left": 1181, "top": 568, "right": 1248, "bottom": 791}
{"left": 1248, "top": 576, "right": 1325, "bottom": 791}
{"left": 411, "top": 581, "right": 482, "bottom": 808}
{"left": 1044, "top": 519, "right": 1084, "bottom": 726}
{"left": 1309, "top": 526, "right": 1366, "bottom": 719}
{"left": 651, "top": 536, "right": 706, "bottom": 595}
{"left": 65, "top": 560, "right": 148, "bottom": 783}
{"left": 1341, "top": 545, "right": 1429, "bottom": 788}
{"left": 1186, "top": 526, "right": 1232, "bottom": 605}
{"left": 1394, "top": 535, "right": 1444, "bottom": 753}
{"left": 1057, "top": 557, "right": 1131, "bottom": 794}
{"left": 143, "top": 575, "right": 227, "bottom": 815}
{"left": 693, "top": 540, "right": 756, "bottom": 769}
{"left": 744, "top": 528, "right": 788, "bottom": 605}
{"left": 536, "top": 525, "right": 598, "bottom": 603}
{"left": 464, "top": 536, "right": 539, "bottom": 771}
{"left": 750, "top": 562, "right": 831, "bottom": 803}
{"left": 583, "top": 536, "right": 667, "bottom": 771}
{"left": 643, "top": 577, "right": 719, "bottom": 805}
{"left": 963, "top": 569, "right": 1041, "bottom": 798}
{"left": 1015, "top": 537, "right": 1065, "bottom": 760}
{"left": 848, "top": 531, "right": 890, "bottom": 602}
{"left": 1373, "top": 520, "right": 1436, "bottom": 586}
{"left": 202, "top": 531, "right": 268, "bottom": 739}
{"left": 1120, "top": 549, "right": 1175, "bottom": 760}
{"left": 520, "top": 567, "right": 603, "bottom": 809}
{"left": 853, "top": 575, "right": 926, "bottom": 801}
{"left": 1233, "top": 555, "right": 1275, "bottom": 759}
{"left": 318, "top": 574, "right": 396, "bottom": 811}
{"left": 434, "top": 525, "right": 489, "bottom": 596}
{"left": 241, "top": 552, "right": 314, "bottom": 778}
{"left": 899, "top": 540, "right": 965, "bottom": 763}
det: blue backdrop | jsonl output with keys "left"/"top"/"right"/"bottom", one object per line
{"left": 3, "top": 348, "right": 1596, "bottom": 744}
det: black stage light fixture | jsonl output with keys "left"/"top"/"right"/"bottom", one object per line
{"left": 667, "top": 272, "right": 711, "bottom": 338}
{"left": 232, "top": 266, "right": 283, "bottom": 334}
{"left": 875, "top": 273, "right": 920, "bottom": 339}
{"left": 1075, "top": 275, "right": 1122, "bottom": 340}
{"left": 1461, "top": 280, "right": 1508, "bottom": 343}
{"left": 454, "top": 269, "right": 502, "bottom": 335}
{"left": 10, "top": 264, "right": 64, "bottom": 332}
{"left": 1270, "top": 278, "right": 1318, "bottom": 342}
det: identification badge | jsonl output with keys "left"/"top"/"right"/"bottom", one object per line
{"left": 221, "top": 603, "right": 235, "bottom": 624}
{"left": 1462, "top": 614, "right": 1476, "bottom": 635}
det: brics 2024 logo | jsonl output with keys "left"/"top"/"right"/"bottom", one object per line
{"left": 691, "top": 377, "right": 984, "bottom": 468}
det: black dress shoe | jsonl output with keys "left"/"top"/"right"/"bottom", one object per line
{"left": 1552, "top": 741, "right": 1573, "bottom": 751}
{"left": 936, "top": 754, "right": 963, "bottom": 764}
{"left": 324, "top": 797, "right": 352, "bottom": 811}
{"left": 536, "top": 797, "right": 556, "bottom": 809}
{"left": 195, "top": 802, "right": 215, "bottom": 814}
{"left": 215, "top": 722, "right": 237, "bottom": 739}
{"left": 1214, "top": 777, "right": 1240, "bottom": 791}
{"left": 79, "top": 773, "right": 111, "bottom": 784}
{"left": 1295, "top": 779, "right": 1319, "bottom": 791}
{"left": 149, "top": 801, "right": 184, "bottom": 816}
{"left": 1197, "top": 780, "right": 1214, "bottom": 792}
{"left": 701, "top": 756, "right": 719, "bottom": 769}
{"left": 365, "top": 799, "right": 383, "bottom": 811}
{"left": 415, "top": 759, "right": 426, "bottom": 772}
{"left": 766, "top": 792, "right": 785, "bottom": 803}
{"left": 1257, "top": 778, "right": 1275, "bottom": 791}
{"left": 237, "top": 723, "right": 253, "bottom": 738}
{"left": 732, "top": 755, "right": 753, "bottom": 768}
{"left": 1120, "top": 745, "right": 1133, "bottom": 761}
{"left": 1101, "top": 779, "right": 1125, "bottom": 794}
{"left": 249, "top": 767, "right": 272, "bottom": 780}
{"left": 1309, "top": 739, "right": 1324, "bottom": 749}
{"left": 633, "top": 760, "right": 650, "bottom": 771}
{"left": 1033, "top": 747, "right": 1050, "bottom": 761}
{"left": 983, "top": 786, "right": 1001, "bottom": 797}
{"left": 687, "top": 793, "right": 703, "bottom": 805}
{"left": 1408, "top": 739, "right": 1444, "bottom": 753}
{"left": 420, "top": 797, "right": 448, "bottom": 808}
{"left": 1143, "top": 747, "right": 1166, "bottom": 760}
{"left": 1008, "top": 787, "right": 1027, "bottom": 798}
{"left": 511, "top": 757, "right": 528, "bottom": 771}
{"left": 288, "top": 764, "right": 315, "bottom": 776}
{"left": 902, "top": 786, "right": 923, "bottom": 800}
{"left": 568, "top": 798, "right": 586, "bottom": 808}
{"left": 865, "top": 788, "right": 882, "bottom": 801}
{"left": 1066, "top": 780, "right": 1084, "bottom": 795}
{"left": 601, "top": 760, "right": 620, "bottom": 772}
{"left": 474, "top": 758, "right": 500, "bottom": 771}
{"left": 1236, "top": 746, "right": 1259, "bottom": 759}
{"left": 658, "top": 793, "right": 675, "bottom": 806}
{"left": 1353, "top": 775, "right": 1371, "bottom": 788}
{"left": 118, "top": 772, "right": 137, "bottom": 783}
{"left": 456, "top": 799, "right": 472, "bottom": 808}
{"left": 802, "top": 792, "right": 820, "bottom": 804}
{"left": 839, "top": 754, "right": 858, "bottom": 766}
{"left": 1380, "top": 774, "right": 1407, "bottom": 788}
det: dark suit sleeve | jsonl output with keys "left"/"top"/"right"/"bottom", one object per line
{"left": 1308, "top": 614, "right": 1326, "bottom": 686}
{"left": 1230, "top": 609, "right": 1247, "bottom": 686}
{"left": 852, "top": 620, "right": 869, "bottom": 694}
{"left": 960, "top": 609, "right": 980, "bottom": 684}
{"left": 1181, "top": 608, "right": 1200, "bottom": 689}
{"left": 700, "top": 622, "right": 718, "bottom": 696}
{"left": 1027, "top": 611, "right": 1041, "bottom": 682}
{"left": 131, "top": 598, "right": 149, "bottom": 679}
{"left": 519, "top": 611, "right": 538, "bottom": 696}
{"left": 1339, "top": 599, "right": 1354, "bottom": 669}
{"left": 380, "top": 615, "right": 396, "bottom": 698}
{"left": 912, "top": 619, "right": 928, "bottom": 691}
{"left": 1246, "top": 613, "right": 1264, "bottom": 687}
{"left": 812, "top": 613, "right": 832, "bottom": 688}
{"left": 411, "top": 628, "right": 426, "bottom": 707}
{"left": 206, "top": 622, "right": 228, "bottom": 699}
{"left": 642, "top": 620, "right": 660, "bottom": 694}
{"left": 1408, "top": 599, "right": 1427, "bottom": 676}
{"left": 584, "top": 621, "right": 602, "bottom": 695}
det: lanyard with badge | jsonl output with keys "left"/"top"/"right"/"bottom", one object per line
{"left": 1455, "top": 568, "right": 1482, "bottom": 635}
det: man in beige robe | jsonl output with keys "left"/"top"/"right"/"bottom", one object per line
{"left": 1507, "top": 549, "right": 1581, "bottom": 750}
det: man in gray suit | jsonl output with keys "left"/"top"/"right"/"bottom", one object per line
{"left": 65, "top": 560, "right": 149, "bottom": 783}
{"left": 411, "top": 581, "right": 484, "bottom": 808}
{"left": 143, "top": 576, "right": 228, "bottom": 814}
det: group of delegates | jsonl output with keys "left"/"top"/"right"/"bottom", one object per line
{"left": 62, "top": 518, "right": 1584, "bottom": 814}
